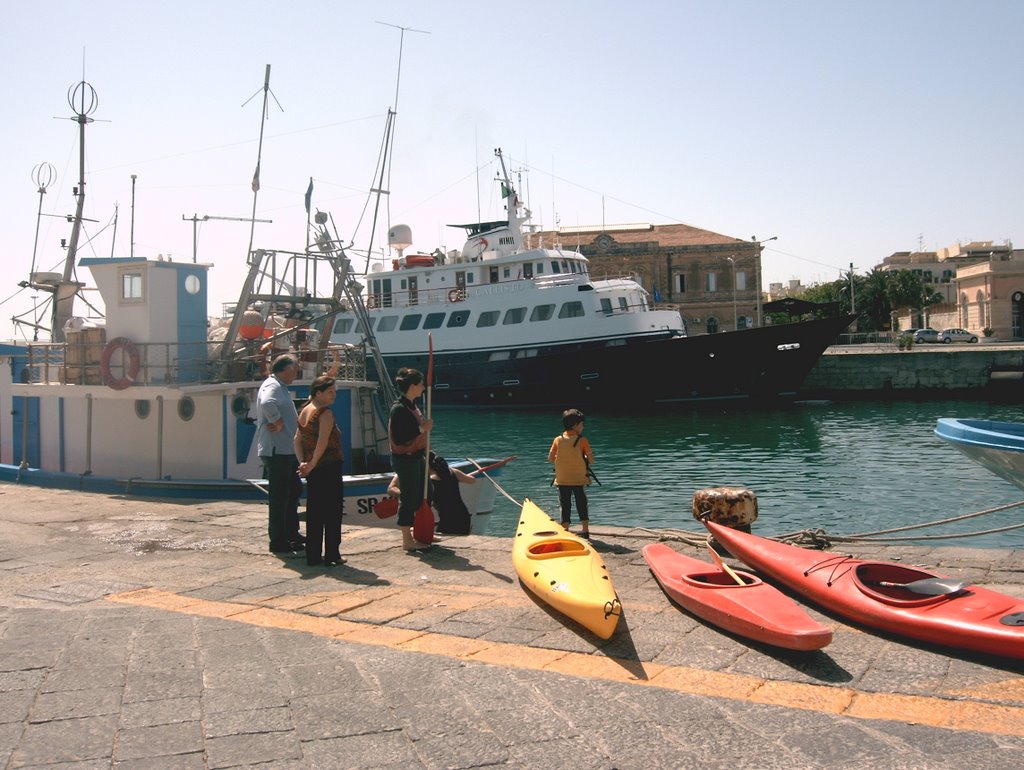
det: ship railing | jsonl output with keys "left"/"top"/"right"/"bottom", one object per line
{"left": 21, "top": 340, "right": 369, "bottom": 388}
{"left": 364, "top": 272, "right": 586, "bottom": 311}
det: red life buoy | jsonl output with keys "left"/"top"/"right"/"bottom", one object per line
{"left": 100, "top": 337, "right": 140, "bottom": 390}
{"left": 448, "top": 288, "right": 464, "bottom": 303}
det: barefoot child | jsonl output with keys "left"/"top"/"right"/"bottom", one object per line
{"left": 547, "top": 408, "right": 593, "bottom": 539}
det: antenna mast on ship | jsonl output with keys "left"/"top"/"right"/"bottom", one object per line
{"left": 43, "top": 80, "right": 97, "bottom": 342}
{"left": 360, "top": 21, "right": 428, "bottom": 275}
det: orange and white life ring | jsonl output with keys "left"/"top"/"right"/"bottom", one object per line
{"left": 448, "top": 288, "right": 465, "bottom": 303}
{"left": 100, "top": 337, "right": 140, "bottom": 390}
{"left": 366, "top": 295, "right": 377, "bottom": 309}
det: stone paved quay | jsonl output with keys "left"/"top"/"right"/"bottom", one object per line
{"left": 1, "top": 484, "right": 1023, "bottom": 769}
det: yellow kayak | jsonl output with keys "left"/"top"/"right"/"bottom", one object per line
{"left": 512, "top": 498, "right": 621, "bottom": 639}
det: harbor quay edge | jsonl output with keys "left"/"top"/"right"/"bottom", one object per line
{"left": 0, "top": 484, "right": 1023, "bottom": 769}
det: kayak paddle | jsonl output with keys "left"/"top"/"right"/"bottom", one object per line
{"left": 412, "top": 333, "right": 435, "bottom": 544}
{"left": 866, "top": 577, "right": 968, "bottom": 596}
{"left": 706, "top": 540, "right": 745, "bottom": 586}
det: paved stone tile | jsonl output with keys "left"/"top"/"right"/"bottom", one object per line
{"left": 29, "top": 686, "right": 122, "bottom": 723}
{"left": 118, "top": 696, "right": 203, "bottom": 729}
{"left": 202, "top": 705, "right": 294, "bottom": 739}
{"left": 205, "top": 729, "right": 303, "bottom": 769}
{"left": 40, "top": 665, "right": 126, "bottom": 694}
{"left": 9, "top": 714, "right": 117, "bottom": 766}
{"left": 114, "top": 720, "right": 204, "bottom": 762}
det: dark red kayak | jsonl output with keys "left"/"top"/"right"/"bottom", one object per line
{"left": 705, "top": 520, "right": 1024, "bottom": 660}
{"left": 642, "top": 543, "right": 832, "bottom": 651}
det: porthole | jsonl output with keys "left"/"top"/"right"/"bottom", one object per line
{"left": 184, "top": 274, "right": 201, "bottom": 295}
{"left": 178, "top": 396, "right": 196, "bottom": 422}
{"left": 135, "top": 400, "right": 151, "bottom": 419}
{"left": 230, "top": 393, "right": 251, "bottom": 419}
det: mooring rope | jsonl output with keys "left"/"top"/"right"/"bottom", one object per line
{"left": 462, "top": 463, "right": 1024, "bottom": 548}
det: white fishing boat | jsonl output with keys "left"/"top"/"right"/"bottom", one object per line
{"left": 0, "top": 75, "right": 502, "bottom": 533}
{"left": 327, "top": 150, "right": 854, "bottom": 407}
{"left": 934, "top": 417, "right": 1024, "bottom": 493}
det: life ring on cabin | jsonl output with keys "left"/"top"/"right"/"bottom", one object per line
{"left": 448, "top": 288, "right": 465, "bottom": 303}
{"left": 366, "top": 295, "right": 377, "bottom": 309}
{"left": 100, "top": 337, "right": 140, "bottom": 390}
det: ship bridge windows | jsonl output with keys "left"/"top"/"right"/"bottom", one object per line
{"left": 550, "top": 261, "right": 561, "bottom": 274}
{"left": 558, "top": 301, "right": 585, "bottom": 319}
{"left": 530, "top": 304, "right": 555, "bottom": 322}
{"left": 376, "top": 315, "right": 398, "bottom": 332}
{"left": 522, "top": 263, "right": 533, "bottom": 279}
{"left": 600, "top": 298, "right": 613, "bottom": 315}
{"left": 503, "top": 307, "right": 527, "bottom": 325}
{"left": 333, "top": 317, "right": 353, "bottom": 334}
{"left": 476, "top": 310, "right": 499, "bottom": 328}
{"left": 400, "top": 314, "right": 422, "bottom": 331}
{"left": 423, "top": 312, "right": 445, "bottom": 330}
{"left": 446, "top": 311, "right": 470, "bottom": 328}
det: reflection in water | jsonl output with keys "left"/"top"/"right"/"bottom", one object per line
{"left": 430, "top": 400, "right": 1024, "bottom": 548}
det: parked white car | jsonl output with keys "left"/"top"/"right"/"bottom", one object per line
{"left": 939, "top": 328, "right": 979, "bottom": 344}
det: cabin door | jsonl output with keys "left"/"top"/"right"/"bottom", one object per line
{"left": 11, "top": 396, "right": 40, "bottom": 469}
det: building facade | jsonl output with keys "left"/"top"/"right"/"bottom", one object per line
{"left": 526, "top": 223, "right": 764, "bottom": 334}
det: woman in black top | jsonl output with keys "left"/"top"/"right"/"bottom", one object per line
{"left": 388, "top": 367, "right": 433, "bottom": 550}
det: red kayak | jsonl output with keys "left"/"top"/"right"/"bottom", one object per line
{"left": 705, "top": 520, "right": 1024, "bottom": 660}
{"left": 642, "top": 543, "right": 832, "bottom": 651}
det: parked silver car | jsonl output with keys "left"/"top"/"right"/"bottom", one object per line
{"left": 939, "top": 328, "right": 979, "bottom": 344}
{"left": 914, "top": 328, "right": 939, "bottom": 343}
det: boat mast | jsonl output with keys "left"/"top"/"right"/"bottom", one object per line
{"left": 361, "top": 22, "right": 428, "bottom": 275}
{"left": 494, "top": 148, "right": 525, "bottom": 248}
{"left": 218, "top": 65, "right": 282, "bottom": 362}
{"left": 50, "top": 81, "right": 97, "bottom": 342}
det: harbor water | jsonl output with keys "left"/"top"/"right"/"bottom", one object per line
{"left": 427, "top": 399, "right": 1024, "bottom": 549}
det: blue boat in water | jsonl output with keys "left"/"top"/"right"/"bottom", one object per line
{"left": 935, "top": 418, "right": 1024, "bottom": 492}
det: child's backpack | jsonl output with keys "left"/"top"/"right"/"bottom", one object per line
{"left": 431, "top": 455, "right": 472, "bottom": 535}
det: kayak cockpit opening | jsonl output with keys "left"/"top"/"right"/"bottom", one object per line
{"left": 528, "top": 539, "right": 588, "bottom": 559}
{"left": 686, "top": 571, "right": 760, "bottom": 588}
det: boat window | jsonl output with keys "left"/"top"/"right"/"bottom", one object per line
{"left": 489, "top": 266, "right": 499, "bottom": 284}
{"left": 488, "top": 351, "right": 510, "bottom": 361}
{"left": 376, "top": 315, "right": 398, "bottom": 332}
{"left": 466, "top": 273, "right": 476, "bottom": 284}
{"left": 400, "top": 314, "right": 422, "bottom": 331}
{"left": 476, "top": 310, "right": 499, "bottom": 328}
{"left": 523, "top": 263, "right": 534, "bottom": 279}
{"left": 561, "top": 260, "right": 570, "bottom": 273}
{"left": 530, "top": 304, "right": 554, "bottom": 322}
{"left": 333, "top": 317, "right": 353, "bottom": 334}
{"left": 134, "top": 400, "right": 151, "bottom": 419}
{"left": 423, "top": 312, "right": 446, "bottom": 330}
{"left": 503, "top": 266, "right": 513, "bottom": 279}
{"left": 558, "top": 301, "right": 585, "bottom": 319}
{"left": 535, "top": 262, "right": 544, "bottom": 275}
{"left": 514, "top": 348, "right": 538, "bottom": 359}
{"left": 600, "top": 298, "right": 613, "bottom": 315}
{"left": 550, "top": 261, "right": 561, "bottom": 274}
{"left": 446, "top": 311, "right": 470, "bottom": 328}
{"left": 618, "top": 297, "right": 628, "bottom": 310}
{"left": 503, "top": 307, "right": 527, "bottom": 325}
{"left": 356, "top": 318, "right": 375, "bottom": 336}
{"left": 121, "top": 271, "right": 145, "bottom": 303}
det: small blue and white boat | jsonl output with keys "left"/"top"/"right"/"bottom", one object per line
{"left": 934, "top": 418, "right": 1024, "bottom": 492}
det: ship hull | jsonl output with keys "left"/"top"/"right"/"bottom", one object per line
{"left": 373, "top": 315, "right": 853, "bottom": 407}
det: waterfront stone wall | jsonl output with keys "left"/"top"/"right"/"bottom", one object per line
{"left": 802, "top": 345, "right": 1024, "bottom": 394}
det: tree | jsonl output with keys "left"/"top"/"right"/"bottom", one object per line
{"left": 795, "top": 269, "right": 935, "bottom": 332}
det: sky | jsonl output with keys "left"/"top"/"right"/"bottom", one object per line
{"left": 3, "top": 0, "right": 1022, "bottom": 340}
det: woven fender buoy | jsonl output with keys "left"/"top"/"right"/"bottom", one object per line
{"left": 100, "top": 337, "right": 140, "bottom": 390}
{"left": 692, "top": 487, "right": 758, "bottom": 533}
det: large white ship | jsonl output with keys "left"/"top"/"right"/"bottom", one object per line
{"left": 328, "top": 150, "right": 852, "bottom": 407}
